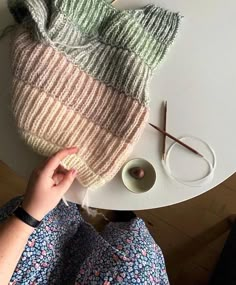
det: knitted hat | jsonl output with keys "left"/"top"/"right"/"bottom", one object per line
{"left": 8, "top": 0, "right": 181, "bottom": 188}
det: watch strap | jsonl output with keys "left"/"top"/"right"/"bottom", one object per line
{"left": 13, "top": 206, "right": 41, "bottom": 228}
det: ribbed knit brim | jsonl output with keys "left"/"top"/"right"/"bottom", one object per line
{"left": 9, "top": 0, "right": 181, "bottom": 188}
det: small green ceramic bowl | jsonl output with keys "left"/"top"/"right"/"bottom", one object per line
{"left": 121, "top": 158, "right": 156, "bottom": 193}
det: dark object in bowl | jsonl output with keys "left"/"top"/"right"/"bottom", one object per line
{"left": 129, "top": 167, "right": 145, "bottom": 179}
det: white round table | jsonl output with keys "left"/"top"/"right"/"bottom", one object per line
{"left": 1, "top": 0, "right": 236, "bottom": 210}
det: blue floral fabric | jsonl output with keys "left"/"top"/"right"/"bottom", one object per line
{"left": 0, "top": 197, "right": 169, "bottom": 285}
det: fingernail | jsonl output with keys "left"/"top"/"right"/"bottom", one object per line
{"left": 67, "top": 146, "right": 77, "bottom": 150}
{"left": 70, "top": 146, "right": 78, "bottom": 153}
{"left": 71, "top": 168, "right": 78, "bottom": 175}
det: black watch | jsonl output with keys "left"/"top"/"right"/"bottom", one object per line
{"left": 13, "top": 205, "right": 41, "bottom": 228}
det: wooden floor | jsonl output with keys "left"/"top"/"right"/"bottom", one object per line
{"left": 0, "top": 159, "right": 235, "bottom": 284}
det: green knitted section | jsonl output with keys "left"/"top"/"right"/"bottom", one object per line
{"left": 8, "top": 0, "right": 181, "bottom": 104}
{"left": 49, "top": 30, "right": 152, "bottom": 102}
{"left": 55, "top": 0, "right": 180, "bottom": 67}
{"left": 9, "top": 0, "right": 180, "bottom": 67}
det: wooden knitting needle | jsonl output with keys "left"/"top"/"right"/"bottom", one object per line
{"left": 149, "top": 123, "right": 204, "bottom": 158}
{"left": 162, "top": 101, "right": 167, "bottom": 160}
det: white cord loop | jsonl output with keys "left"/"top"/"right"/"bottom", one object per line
{"left": 162, "top": 136, "right": 216, "bottom": 187}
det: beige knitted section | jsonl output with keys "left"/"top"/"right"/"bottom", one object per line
{"left": 11, "top": 30, "right": 148, "bottom": 188}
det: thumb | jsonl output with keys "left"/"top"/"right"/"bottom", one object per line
{"left": 57, "top": 168, "right": 77, "bottom": 194}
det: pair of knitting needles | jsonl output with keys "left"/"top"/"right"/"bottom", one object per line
{"left": 149, "top": 101, "right": 204, "bottom": 159}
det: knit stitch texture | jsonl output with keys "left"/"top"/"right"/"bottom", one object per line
{"left": 8, "top": 0, "right": 181, "bottom": 188}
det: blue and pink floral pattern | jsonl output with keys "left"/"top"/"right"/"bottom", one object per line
{"left": 0, "top": 197, "right": 169, "bottom": 284}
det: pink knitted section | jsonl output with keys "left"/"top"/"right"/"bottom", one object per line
{"left": 11, "top": 30, "right": 148, "bottom": 188}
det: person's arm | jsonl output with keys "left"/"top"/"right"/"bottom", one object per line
{"left": 0, "top": 147, "right": 78, "bottom": 285}
{"left": 0, "top": 216, "right": 34, "bottom": 283}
